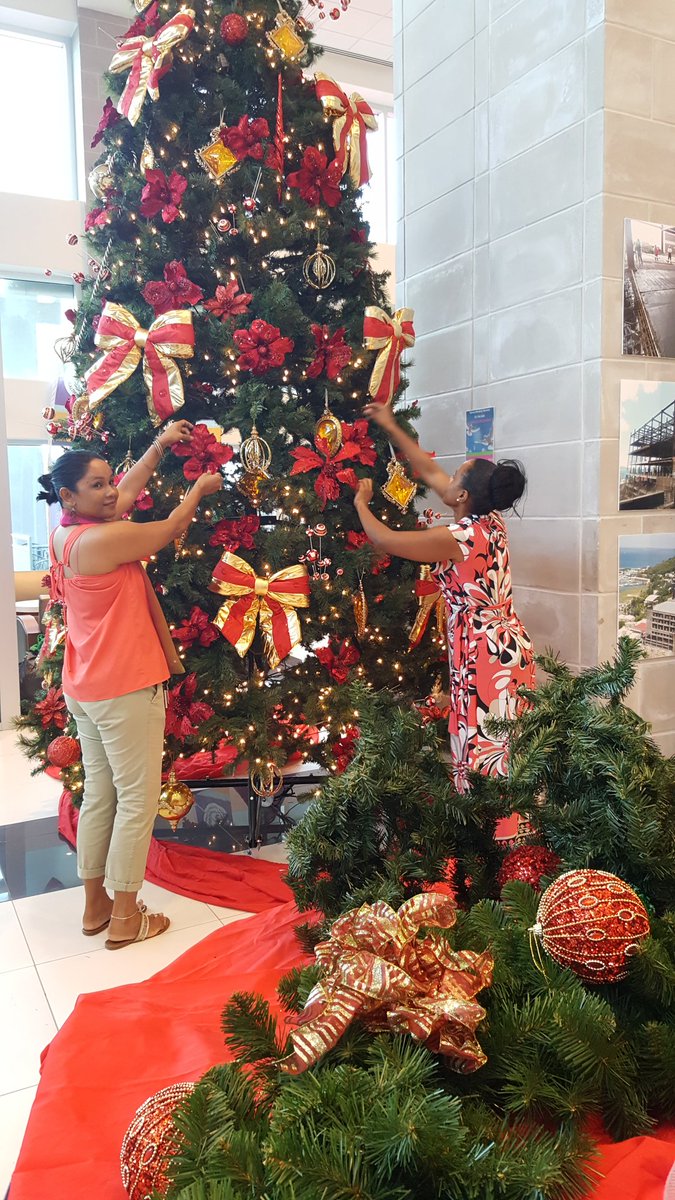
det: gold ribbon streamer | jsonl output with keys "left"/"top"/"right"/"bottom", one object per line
{"left": 208, "top": 551, "right": 310, "bottom": 670}
{"left": 363, "top": 306, "right": 416, "bottom": 406}
{"left": 409, "top": 565, "right": 447, "bottom": 651}
{"left": 108, "top": 10, "right": 195, "bottom": 126}
{"left": 315, "top": 72, "right": 378, "bottom": 188}
{"left": 281, "top": 893, "right": 493, "bottom": 1075}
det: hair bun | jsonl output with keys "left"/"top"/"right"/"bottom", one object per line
{"left": 36, "top": 471, "right": 59, "bottom": 505}
{"left": 490, "top": 459, "right": 527, "bottom": 513}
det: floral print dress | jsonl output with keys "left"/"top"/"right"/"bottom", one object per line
{"left": 433, "top": 512, "right": 535, "bottom": 793}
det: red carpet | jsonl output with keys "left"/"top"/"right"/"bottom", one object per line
{"left": 10, "top": 903, "right": 675, "bottom": 1200}
{"left": 58, "top": 791, "right": 293, "bottom": 912}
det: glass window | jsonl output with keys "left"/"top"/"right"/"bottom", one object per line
{"left": 0, "top": 28, "right": 75, "bottom": 201}
{"left": 0, "top": 278, "right": 74, "bottom": 379}
{"left": 361, "top": 108, "right": 396, "bottom": 245}
{"left": 8, "top": 443, "right": 62, "bottom": 572}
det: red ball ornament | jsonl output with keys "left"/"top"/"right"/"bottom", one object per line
{"left": 66, "top": 233, "right": 79, "bottom": 246}
{"left": 498, "top": 844, "right": 561, "bottom": 893}
{"left": 220, "top": 12, "right": 248, "bottom": 45}
{"left": 72, "top": 271, "right": 85, "bottom": 284}
{"left": 120, "top": 1082, "right": 195, "bottom": 1200}
{"left": 47, "top": 735, "right": 81, "bottom": 768}
{"left": 45, "top": 420, "right": 60, "bottom": 436}
{"left": 531, "top": 869, "right": 650, "bottom": 985}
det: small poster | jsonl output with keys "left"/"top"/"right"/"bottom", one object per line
{"left": 623, "top": 218, "right": 675, "bottom": 358}
{"left": 618, "top": 534, "right": 675, "bottom": 658}
{"left": 619, "top": 380, "right": 675, "bottom": 511}
{"left": 465, "top": 407, "right": 494, "bottom": 459}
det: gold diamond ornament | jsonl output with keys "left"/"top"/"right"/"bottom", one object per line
{"left": 381, "top": 458, "right": 417, "bottom": 514}
{"left": 195, "top": 133, "right": 238, "bottom": 182}
{"left": 267, "top": 10, "right": 305, "bottom": 61}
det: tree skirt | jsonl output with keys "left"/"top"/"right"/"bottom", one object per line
{"left": 10, "top": 902, "right": 675, "bottom": 1200}
{"left": 58, "top": 792, "right": 293, "bottom": 913}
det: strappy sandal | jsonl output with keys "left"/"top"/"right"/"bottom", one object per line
{"left": 105, "top": 908, "right": 170, "bottom": 950}
{"left": 82, "top": 899, "right": 147, "bottom": 937}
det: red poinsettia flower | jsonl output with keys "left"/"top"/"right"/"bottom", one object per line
{"left": 142, "top": 261, "right": 203, "bottom": 315}
{"left": 307, "top": 324, "right": 352, "bottom": 380}
{"left": 344, "top": 530, "right": 390, "bottom": 573}
{"left": 315, "top": 637, "right": 360, "bottom": 684}
{"left": 338, "top": 419, "right": 377, "bottom": 467}
{"left": 290, "top": 419, "right": 375, "bottom": 509}
{"left": 233, "top": 318, "right": 294, "bottom": 375}
{"left": 220, "top": 115, "right": 270, "bottom": 162}
{"left": 35, "top": 686, "right": 68, "bottom": 730}
{"left": 90, "top": 97, "right": 121, "bottom": 149}
{"left": 416, "top": 695, "right": 451, "bottom": 726}
{"left": 140, "top": 169, "right": 187, "bottom": 223}
{"left": 171, "top": 606, "right": 219, "bottom": 649}
{"left": 172, "top": 422, "right": 233, "bottom": 481}
{"left": 208, "top": 514, "right": 260, "bottom": 551}
{"left": 204, "top": 280, "right": 253, "bottom": 322}
{"left": 84, "top": 206, "right": 112, "bottom": 232}
{"left": 122, "top": 0, "right": 158, "bottom": 38}
{"left": 332, "top": 724, "right": 360, "bottom": 773}
{"left": 287, "top": 146, "right": 342, "bottom": 208}
{"left": 350, "top": 227, "right": 367, "bottom": 244}
{"left": 165, "top": 673, "right": 215, "bottom": 741}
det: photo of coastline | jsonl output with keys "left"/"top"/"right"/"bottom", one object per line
{"left": 619, "top": 380, "right": 675, "bottom": 511}
{"left": 618, "top": 534, "right": 675, "bottom": 658}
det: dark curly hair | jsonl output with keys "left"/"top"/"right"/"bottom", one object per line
{"left": 36, "top": 450, "right": 102, "bottom": 506}
{"left": 461, "top": 458, "right": 527, "bottom": 517}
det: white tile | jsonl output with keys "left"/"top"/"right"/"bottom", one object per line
{"left": 405, "top": 183, "right": 474, "bottom": 275}
{"left": 0, "top": 732, "right": 60, "bottom": 826}
{"left": 492, "top": 364, "right": 583, "bottom": 447}
{"left": 512, "top": 586, "right": 581, "bottom": 665}
{"left": 0, "top": 968, "right": 57, "bottom": 1094}
{"left": 0, "top": 1085, "right": 37, "bottom": 1196}
{"left": 489, "top": 287, "right": 583, "bottom": 381}
{"left": 0, "top": 904, "right": 33, "bottom": 972}
{"left": 207, "top": 905, "right": 254, "bottom": 925}
{"left": 14, "top": 881, "right": 219, "bottom": 966}
{"left": 405, "top": 111, "right": 474, "bottom": 214}
{"left": 409, "top": 392, "right": 470, "bottom": 458}
{"left": 489, "top": 207, "right": 584, "bottom": 310}
{"left": 490, "top": 123, "right": 585, "bottom": 240}
{"left": 490, "top": 0, "right": 586, "bottom": 97}
{"left": 38, "top": 921, "right": 222, "bottom": 1028}
{"left": 404, "top": 42, "right": 474, "bottom": 151}
{"left": 489, "top": 41, "right": 585, "bottom": 167}
{"left": 405, "top": 252, "right": 473, "bottom": 334}
{"left": 409, "top": 323, "right": 473, "bottom": 397}
{"left": 404, "top": 0, "right": 473, "bottom": 86}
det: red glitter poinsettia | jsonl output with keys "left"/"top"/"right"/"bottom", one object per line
{"left": 204, "top": 280, "right": 253, "bottom": 322}
{"left": 315, "top": 637, "right": 361, "bottom": 684}
{"left": 171, "top": 606, "right": 219, "bottom": 649}
{"left": 140, "top": 169, "right": 187, "bottom": 224}
{"left": 114, "top": 473, "right": 154, "bottom": 515}
{"left": 142, "top": 261, "right": 203, "bottom": 315}
{"left": 172, "top": 422, "right": 233, "bottom": 481}
{"left": 307, "top": 324, "right": 352, "bottom": 380}
{"left": 345, "top": 529, "right": 391, "bottom": 573}
{"left": 287, "top": 146, "right": 342, "bottom": 207}
{"left": 416, "top": 695, "right": 451, "bottom": 726}
{"left": 35, "top": 686, "right": 68, "bottom": 730}
{"left": 208, "top": 514, "right": 260, "bottom": 551}
{"left": 233, "top": 318, "right": 294, "bottom": 375}
{"left": 290, "top": 418, "right": 375, "bottom": 509}
{"left": 122, "top": 0, "right": 158, "bottom": 38}
{"left": 84, "top": 206, "right": 113, "bottom": 232}
{"left": 220, "top": 115, "right": 270, "bottom": 162}
{"left": 332, "top": 724, "right": 360, "bottom": 773}
{"left": 90, "top": 97, "right": 121, "bottom": 149}
{"left": 165, "top": 673, "right": 215, "bottom": 741}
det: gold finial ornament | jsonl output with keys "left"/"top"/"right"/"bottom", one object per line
{"left": 250, "top": 763, "right": 284, "bottom": 798}
{"left": 352, "top": 576, "right": 368, "bottom": 638}
{"left": 158, "top": 768, "right": 195, "bottom": 831}
{"left": 237, "top": 424, "right": 272, "bottom": 508}
{"left": 314, "top": 390, "right": 342, "bottom": 457}
{"left": 303, "top": 229, "right": 336, "bottom": 290}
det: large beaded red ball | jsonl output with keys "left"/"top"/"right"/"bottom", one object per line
{"left": 46, "top": 735, "right": 81, "bottom": 768}
{"left": 498, "top": 844, "right": 561, "bottom": 893}
{"left": 120, "top": 1082, "right": 195, "bottom": 1200}
{"left": 532, "top": 869, "right": 650, "bottom": 985}
{"left": 220, "top": 12, "right": 248, "bottom": 45}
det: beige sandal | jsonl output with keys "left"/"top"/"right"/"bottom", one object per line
{"left": 105, "top": 908, "right": 170, "bottom": 951}
{"left": 82, "top": 900, "right": 147, "bottom": 937}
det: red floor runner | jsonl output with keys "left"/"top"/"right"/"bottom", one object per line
{"left": 10, "top": 903, "right": 675, "bottom": 1200}
{"left": 58, "top": 791, "right": 293, "bottom": 912}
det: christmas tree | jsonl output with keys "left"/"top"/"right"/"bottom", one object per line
{"left": 18, "top": 0, "right": 442, "bottom": 800}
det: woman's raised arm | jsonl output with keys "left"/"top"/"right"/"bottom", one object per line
{"left": 353, "top": 479, "right": 462, "bottom": 564}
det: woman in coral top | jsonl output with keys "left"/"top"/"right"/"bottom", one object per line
{"left": 357, "top": 404, "right": 534, "bottom": 794}
{"left": 37, "top": 422, "right": 222, "bottom": 949}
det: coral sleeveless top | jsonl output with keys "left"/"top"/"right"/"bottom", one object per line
{"left": 48, "top": 524, "right": 169, "bottom": 702}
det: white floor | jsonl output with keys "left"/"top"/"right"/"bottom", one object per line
{"left": 0, "top": 729, "right": 287, "bottom": 1196}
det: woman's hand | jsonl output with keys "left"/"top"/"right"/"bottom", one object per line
{"left": 354, "top": 478, "right": 373, "bottom": 508}
{"left": 159, "top": 419, "right": 194, "bottom": 449}
{"left": 362, "top": 401, "right": 396, "bottom": 431}
{"left": 195, "top": 471, "right": 223, "bottom": 497}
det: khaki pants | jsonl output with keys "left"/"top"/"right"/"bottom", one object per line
{"left": 65, "top": 685, "right": 166, "bottom": 892}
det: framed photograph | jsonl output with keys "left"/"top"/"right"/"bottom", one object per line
{"left": 623, "top": 218, "right": 675, "bottom": 357}
{"left": 465, "top": 407, "right": 494, "bottom": 459}
{"left": 619, "top": 380, "right": 675, "bottom": 511}
{"left": 618, "top": 534, "right": 675, "bottom": 658}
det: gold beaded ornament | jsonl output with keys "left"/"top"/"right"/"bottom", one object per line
{"left": 120, "top": 1081, "right": 195, "bottom": 1200}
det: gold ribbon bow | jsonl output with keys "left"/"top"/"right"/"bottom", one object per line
{"left": 109, "top": 9, "right": 195, "bottom": 126}
{"left": 315, "top": 73, "right": 378, "bottom": 188}
{"left": 208, "top": 551, "right": 310, "bottom": 670}
{"left": 85, "top": 301, "right": 194, "bottom": 426}
{"left": 281, "top": 893, "right": 493, "bottom": 1075}
{"left": 363, "top": 306, "right": 416, "bottom": 405}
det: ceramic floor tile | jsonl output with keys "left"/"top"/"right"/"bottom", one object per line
{"left": 0, "top": 968, "right": 57, "bottom": 1095}
{"left": 207, "top": 904, "right": 254, "bottom": 925}
{"left": 37, "top": 920, "right": 222, "bottom": 1028}
{"left": 14, "top": 880, "right": 219, "bottom": 966}
{"left": 0, "top": 1085, "right": 37, "bottom": 1196}
{"left": 0, "top": 903, "right": 33, "bottom": 972}
{"left": 0, "top": 732, "right": 60, "bottom": 826}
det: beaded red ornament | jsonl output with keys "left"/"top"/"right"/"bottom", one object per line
{"left": 120, "top": 1082, "right": 195, "bottom": 1200}
{"left": 530, "top": 869, "right": 650, "bottom": 985}
{"left": 220, "top": 12, "right": 248, "bottom": 45}
{"left": 498, "top": 844, "right": 561, "bottom": 893}
{"left": 46, "top": 735, "right": 81, "bottom": 768}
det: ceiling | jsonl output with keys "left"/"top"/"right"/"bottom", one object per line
{"left": 308, "top": 0, "right": 392, "bottom": 63}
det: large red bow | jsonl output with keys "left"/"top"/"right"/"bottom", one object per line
{"left": 363, "top": 306, "right": 416, "bottom": 405}
{"left": 108, "top": 9, "right": 194, "bottom": 126}
{"left": 208, "top": 552, "right": 310, "bottom": 670}
{"left": 315, "top": 73, "right": 378, "bottom": 187}
{"left": 85, "top": 301, "right": 194, "bottom": 425}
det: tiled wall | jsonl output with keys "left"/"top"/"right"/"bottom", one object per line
{"left": 394, "top": 0, "right": 675, "bottom": 747}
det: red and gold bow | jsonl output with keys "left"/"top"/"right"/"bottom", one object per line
{"left": 209, "top": 551, "right": 310, "bottom": 670}
{"left": 281, "top": 893, "right": 492, "bottom": 1075}
{"left": 85, "top": 301, "right": 194, "bottom": 425}
{"left": 315, "top": 73, "right": 378, "bottom": 188}
{"left": 109, "top": 9, "right": 195, "bottom": 126}
{"left": 409, "top": 565, "right": 446, "bottom": 651}
{"left": 363, "top": 306, "right": 416, "bottom": 405}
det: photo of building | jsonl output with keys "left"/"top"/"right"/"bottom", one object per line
{"left": 623, "top": 219, "right": 675, "bottom": 357}
{"left": 618, "top": 534, "right": 675, "bottom": 657}
{"left": 619, "top": 380, "right": 675, "bottom": 510}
